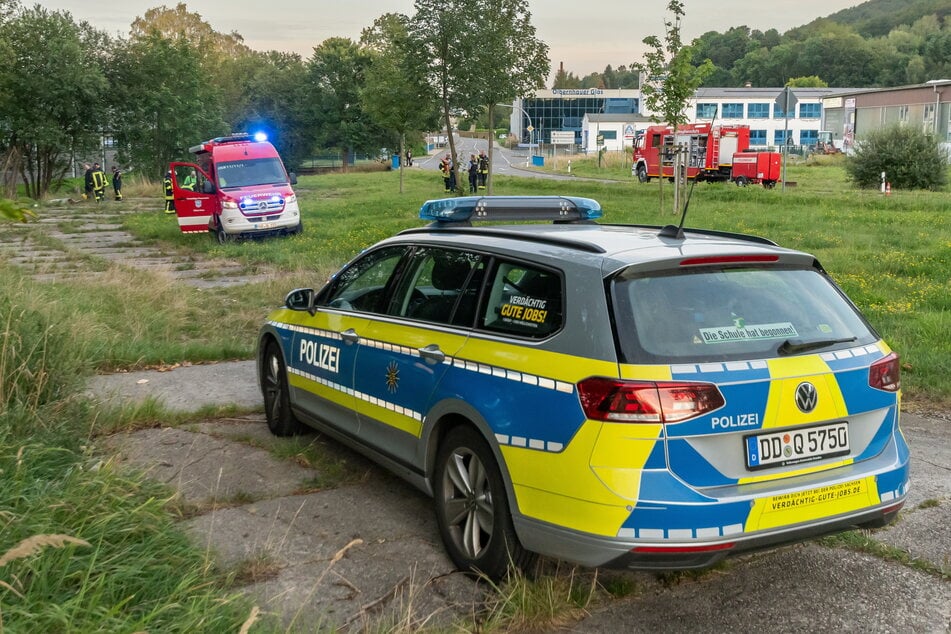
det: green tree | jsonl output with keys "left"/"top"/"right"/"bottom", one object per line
{"left": 411, "top": 0, "right": 479, "bottom": 192}
{"left": 468, "top": 0, "right": 549, "bottom": 194}
{"left": 0, "top": 5, "right": 109, "bottom": 198}
{"left": 360, "top": 13, "right": 439, "bottom": 192}
{"left": 108, "top": 31, "right": 227, "bottom": 177}
{"left": 845, "top": 124, "right": 948, "bottom": 191}
{"left": 552, "top": 67, "right": 582, "bottom": 89}
{"left": 308, "top": 37, "right": 387, "bottom": 169}
{"left": 227, "top": 51, "right": 317, "bottom": 171}
{"left": 634, "top": 0, "right": 713, "bottom": 216}
{"left": 787, "top": 75, "right": 828, "bottom": 87}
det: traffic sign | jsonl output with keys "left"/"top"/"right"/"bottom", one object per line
{"left": 775, "top": 87, "right": 798, "bottom": 113}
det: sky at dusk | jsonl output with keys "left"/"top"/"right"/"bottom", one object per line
{"left": 35, "top": 0, "right": 868, "bottom": 76}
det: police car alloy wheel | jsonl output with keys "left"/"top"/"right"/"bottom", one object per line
{"left": 261, "top": 341, "right": 305, "bottom": 436}
{"left": 434, "top": 426, "right": 535, "bottom": 580}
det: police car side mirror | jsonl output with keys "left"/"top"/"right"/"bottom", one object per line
{"left": 288, "top": 172, "right": 298, "bottom": 186}
{"left": 202, "top": 180, "right": 216, "bottom": 194}
{"left": 285, "top": 288, "right": 316, "bottom": 315}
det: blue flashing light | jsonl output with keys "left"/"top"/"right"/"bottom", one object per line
{"left": 419, "top": 196, "right": 603, "bottom": 224}
{"left": 253, "top": 131, "right": 268, "bottom": 142}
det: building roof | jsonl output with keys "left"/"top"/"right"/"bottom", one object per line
{"left": 693, "top": 87, "right": 859, "bottom": 100}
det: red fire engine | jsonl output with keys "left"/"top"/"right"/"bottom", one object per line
{"left": 632, "top": 123, "right": 750, "bottom": 183}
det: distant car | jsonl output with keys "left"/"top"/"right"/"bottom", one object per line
{"left": 257, "top": 196, "right": 909, "bottom": 581}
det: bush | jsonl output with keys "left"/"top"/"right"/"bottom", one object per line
{"left": 845, "top": 124, "right": 948, "bottom": 191}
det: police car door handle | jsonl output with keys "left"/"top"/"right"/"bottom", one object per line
{"left": 418, "top": 344, "right": 445, "bottom": 365}
{"left": 340, "top": 329, "right": 360, "bottom": 344}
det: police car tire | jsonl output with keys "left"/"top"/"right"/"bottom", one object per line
{"left": 434, "top": 426, "right": 535, "bottom": 581}
{"left": 262, "top": 341, "right": 306, "bottom": 436}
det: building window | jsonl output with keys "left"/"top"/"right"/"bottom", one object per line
{"left": 722, "top": 103, "right": 744, "bottom": 118}
{"left": 748, "top": 103, "right": 769, "bottom": 119}
{"left": 799, "top": 103, "right": 821, "bottom": 119}
{"left": 750, "top": 130, "right": 767, "bottom": 145}
{"left": 898, "top": 105, "right": 909, "bottom": 123}
{"left": 800, "top": 130, "right": 818, "bottom": 145}
{"left": 774, "top": 103, "right": 792, "bottom": 119}
{"left": 599, "top": 130, "right": 618, "bottom": 140}
{"left": 774, "top": 130, "right": 792, "bottom": 145}
{"left": 696, "top": 103, "right": 717, "bottom": 119}
{"left": 924, "top": 103, "right": 936, "bottom": 124}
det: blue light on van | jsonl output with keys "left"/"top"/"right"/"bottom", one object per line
{"left": 253, "top": 131, "right": 268, "bottom": 142}
{"left": 419, "top": 196, "right": 603, "bottom": 224}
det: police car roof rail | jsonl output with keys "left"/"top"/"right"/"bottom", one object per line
{"left": 419, "top": 195, "right": 602, "bottom": 225}
{"left": 615, "top": 224, "right": 778, "bottom": 246}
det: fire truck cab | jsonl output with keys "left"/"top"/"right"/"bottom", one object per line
{"left": 170, "top": 133, "right": 302, "bottom": 243}
{"left": 632, "top": 123, "right": 749, "bottom": 184}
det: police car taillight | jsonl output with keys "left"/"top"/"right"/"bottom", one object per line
{"left": 869, "top": 352, "right": 901, "bottom": 392}
{"left": 577, "top": 378, "right": 724, "bottom": 423}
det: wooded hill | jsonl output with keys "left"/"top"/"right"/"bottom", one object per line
{"left": 552, "top": 0, "right": 950, "bottom": 89}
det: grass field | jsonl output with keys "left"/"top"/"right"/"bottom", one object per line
{"left": 118, "top": 160, "right": 950, "bottom": 407}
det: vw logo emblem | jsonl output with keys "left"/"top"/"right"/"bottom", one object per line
{"left": 795, "top": 382, "right": 818, "bottom": 413}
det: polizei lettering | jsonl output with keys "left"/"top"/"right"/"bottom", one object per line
{"left": 711, "top": 412, "right": 760, "bottom": 430}
{"left": 299, "top": 339, "right": 340, "bottom": 374}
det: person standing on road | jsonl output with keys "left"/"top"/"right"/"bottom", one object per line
{"left": 478, "top": 151, "right": 488, "bottom": 189}
{"left": 405, "top": 148, "right": 413, "bottom": 167}
{"left": 111, "top": 166, "right": 123, "bottom": 201}
{"left": 467, "top": 154, "right": 479, "bottom": 193}
{"left": 163, "top": 170, "right": 175, "bottom": 214}
{"left": 91, "top": 162, "right": 107, "bottom": 203}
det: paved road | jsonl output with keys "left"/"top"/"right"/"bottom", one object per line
{"left": 91, "top": 361, "right": 951, "bottom": 633}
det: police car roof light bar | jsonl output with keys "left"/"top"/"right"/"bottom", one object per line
{"left": 419, "top": 196, "right": 602, "bottom": 225}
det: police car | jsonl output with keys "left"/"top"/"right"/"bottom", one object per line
{"left": 257, "top": 196, "right": 909, "bottom": 581}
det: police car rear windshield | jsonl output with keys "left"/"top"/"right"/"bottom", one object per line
{"left": 216, "top": 158, "right": 288, "bottom": 189}
{"left": 612, "top": 266, "right": 877, "bottom": 364}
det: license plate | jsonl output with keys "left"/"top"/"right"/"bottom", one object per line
{"left": 255, "top": 222, "right": 272, "bottom": 229}
{"left": 745, "top": 422, "right": 849, "bottom": 470}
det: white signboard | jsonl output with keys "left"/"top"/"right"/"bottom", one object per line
{"left": 551, "top": 131, "right": 575, "bottom": 145}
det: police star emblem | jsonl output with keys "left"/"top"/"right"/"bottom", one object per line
{"left": 385, "top": 361, "right": 400, "bottom": 393}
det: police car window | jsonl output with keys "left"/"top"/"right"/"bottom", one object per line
{"left": 322, "top": 246, "right": 407, "bottom": 314}
{"left": 612, "top": 267, "right": 876, "bottom": 363}
{"left": 481, "top": 262, "right": 562, "bottom": 338}
{"left": 392, "top": 248, "right": 483, "bottom": 326}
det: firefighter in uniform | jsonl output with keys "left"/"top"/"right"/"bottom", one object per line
{"left": 111, "top": 166, "right": 123, "bottom": 201}
{"left": 164, "top": 171, "right": 175, "bottom": 214}
{"left": 83, "top": 163, "right": 93, "bottom": 200}
{"left": 467, "top": 154, "right": 479, "bottom": 193}
{"left": 478, "top": 151, "right": 488, "bottom": 189}
{"left": 439, "top": 154, "right": 452, "bottom": 192}
{"left": 90, "top": 162, "right": 107, "bottom": 203}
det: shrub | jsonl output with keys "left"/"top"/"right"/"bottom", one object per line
{"left": 845, "top": 124, "right": 948, "bottom": 191}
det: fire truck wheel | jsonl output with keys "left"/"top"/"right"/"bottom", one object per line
{"left": 215, "top": 219, "right": 231, "bottom": 244}
{"left": 763, "top": 181, "right": 776, "bottom": 189}
{"left": 735, "top": 176, "right": 749, "bottom": 187}
{"left": 636, "top": 165, "right": 649, "bottom": 183}
{"left": 288, "top": 220, "right": 303, "bottom": 236}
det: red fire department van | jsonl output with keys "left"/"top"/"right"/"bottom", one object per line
{"left": 170, "top": 133, "right": 302, "bottom": 243}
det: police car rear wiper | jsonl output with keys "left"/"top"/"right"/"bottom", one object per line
{"left": 777, "top": 336, "right": 857, "bottom": 355}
